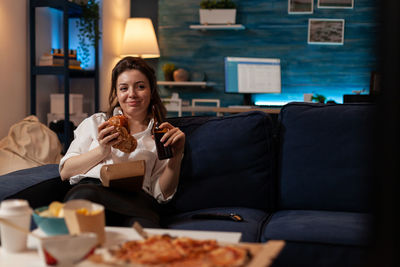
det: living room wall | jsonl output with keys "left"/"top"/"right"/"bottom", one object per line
{"left": 0, "top": 0, "right": 28, "bottom": 139}
{"left": 157, "top": 0, "right": 380, "bottom": 105}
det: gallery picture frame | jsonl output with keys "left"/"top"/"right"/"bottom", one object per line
{"left": 288, "top": 0, "right": 313, "bottom": 14}
{"left": 307, "top": 18, "right": 345, "bottom": 45}
{"left": 317, "top": 0, "right": 354, "bottom": 9}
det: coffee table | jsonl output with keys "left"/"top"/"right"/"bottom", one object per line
{"left": 0, "top": 227, "right": 243, "bottom": 267}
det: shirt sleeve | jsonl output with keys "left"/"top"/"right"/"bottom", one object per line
{"left": 150, "top": 158, "right": 176, "bottom": 203}
{"left": 59, "top": 114, "right": 104, "bottom": 174}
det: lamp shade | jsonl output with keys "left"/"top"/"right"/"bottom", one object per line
{"left": 121, "top": 18, "right": 160, "bottom": 58}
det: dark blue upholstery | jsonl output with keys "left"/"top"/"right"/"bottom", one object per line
{"left": 261, "top": 210, "right": 372, "bottom": 246}
{"left": 162, "top": 207, "right": 269, "bottom": 242}
{"left": 277, "top": 103, "right": 374, "bottom": 212}
{"left": 0, "top": 164, "right": 59, "bottom": 199}
{"left": 271, "top": 241, "right": 370, "bottom": 267}
{"left": 0, "top": 104, "right": 375, "bottom": 265}
{"left": 0, "top": 164, "right": 71, "bottom": 209}
{"left": 165, "top": 111, "right": 275, "bottom": 212}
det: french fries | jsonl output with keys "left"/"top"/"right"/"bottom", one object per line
{"left": 37, "top": 201, "right": 64, "bottom": 218}
{"left": 75, "top": 208, "right": 102, "bottom": 216}
{"left": 37, "top": 201, "right": 101, "bottom": 218}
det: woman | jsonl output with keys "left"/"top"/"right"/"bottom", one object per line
{"left": 59, "top": 56, "right": 185, "bottom": 227}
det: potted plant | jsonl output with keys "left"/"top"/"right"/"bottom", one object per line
{"left": 162, "top": 63, "right": 177, "bottom": 81}
{"left": 73, "top": 0, "right": 101, "bottom": 69}
{"left": 311, "top": 94, "right": 327, "bottom": 103}
{"left": 199, "top": 0, "right": 237, "bottom": 25}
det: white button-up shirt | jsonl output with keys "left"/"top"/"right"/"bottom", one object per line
{"left": 59, "top": 111, "right": 173, "bottom": 203}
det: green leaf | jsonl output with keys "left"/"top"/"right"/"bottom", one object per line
{"left": 200, "top": 0, "right": 236, "bottom": 9}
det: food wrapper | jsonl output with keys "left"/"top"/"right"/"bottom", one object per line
{"left": 100, "top": 160, "right": 145, "bottom": 192}
{"left": 63, "top": 200, "right": 105, "bottom": 245}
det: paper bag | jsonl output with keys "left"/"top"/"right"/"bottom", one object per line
{"left": 63, "top": 200, "right": 105, "bottom": 245}
{"left": 100, "top": 160, "right": 145, "bottom": 192}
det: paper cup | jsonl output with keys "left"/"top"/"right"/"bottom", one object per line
{"left": 0, "top": 199, "right": 32, "bottom": 252}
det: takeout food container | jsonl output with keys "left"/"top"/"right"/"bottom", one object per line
{"left": 37, "top": 233, "right": 98, "bottom": 267}
{"left": 63, "top": 200, "right": 105, "bottom": 245}
{"left": 100, "top": 160, "right": 145, "bottom": 192}
{"left": 32, "top": 206, "right": 69, "bottom": 236}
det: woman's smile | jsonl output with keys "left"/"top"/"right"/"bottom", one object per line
{"left": 127, "top": 100, "right": 141, "bottom": 107}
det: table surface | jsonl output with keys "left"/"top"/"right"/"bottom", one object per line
{"left": 0, "top": 227, "right": 242, "bottom": 267}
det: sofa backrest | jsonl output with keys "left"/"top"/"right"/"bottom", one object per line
{"left": 165, "top": 111, "right": 275, "bottom": 213}
{"left": 277, "top": 103, "right": 375, "bottom": 212}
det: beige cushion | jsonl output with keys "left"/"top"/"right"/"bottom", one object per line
{"left": 0, "top": 115, "right": 62, "bottom": 175}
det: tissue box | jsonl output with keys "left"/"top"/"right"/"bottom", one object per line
{"left": 50, "top": 94, "right": 83, "bottom": 114}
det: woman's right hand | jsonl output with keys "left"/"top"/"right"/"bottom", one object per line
{"left": 97, "top": 121, "right": 120, "bottom": 157}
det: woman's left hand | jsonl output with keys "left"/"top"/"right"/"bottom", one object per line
{"left": 158, "top": 122, "right": 185, "bottom": 157}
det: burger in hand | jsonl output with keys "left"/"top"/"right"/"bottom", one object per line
{"left": 107, "top": 115, "right": 137, "bottom": 153}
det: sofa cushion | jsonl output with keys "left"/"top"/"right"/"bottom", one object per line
{"left": 165, "top": 111, "right": 275, "bottom": 212}
{"left": 277, "top": 103, "right": 374, "bottom": 212}
{"left": 162, "top": 207, "right": 270, "bottom": 242}
{"left": 261, "top": 210, "right": 372, "bottom": 246}
{"left": 0, "top": 164, "right": 71, "bottom": 209}
{"left": 270, "top": 241, "right": 370, "bottom": 267}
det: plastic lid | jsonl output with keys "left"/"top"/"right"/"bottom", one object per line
{"left": 0, "top": 199, "right": 32, "bottom": 217}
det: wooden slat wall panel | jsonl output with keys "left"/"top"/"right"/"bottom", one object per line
{"left": 157, "top": 0, "right": 380, "bottom": 105}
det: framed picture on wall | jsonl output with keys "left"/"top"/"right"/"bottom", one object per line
{"left": 288, "top": 0, "right": 313, "bottom": 14}
{"left": 308, "top": 19, "right": 345, "bottom": 45}
{"left": 318, "top": 0, "right": 354, "bottom": 9}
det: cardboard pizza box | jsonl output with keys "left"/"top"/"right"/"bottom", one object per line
{"left": 241, "top": 240, "right": 285, "bottom": 267}
{"left": 63, "top": 200, "right": 106, "bottom": 245}
{"left": 100, "top": 160, "right": 145, "bottom": 192}
{"left": 77, "top": 239, "right": 285, "bottom": 267}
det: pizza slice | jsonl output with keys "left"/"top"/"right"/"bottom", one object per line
{"left": 87, "top": 234, "right": 251, "bottom": 267}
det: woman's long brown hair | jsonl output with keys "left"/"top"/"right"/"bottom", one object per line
{"left": 107, "top": 56, "right": 166, "bottom": 121}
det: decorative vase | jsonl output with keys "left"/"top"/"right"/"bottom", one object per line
{"left": 173, "top": 69, "right": 189, "bottom": 82}
{"left": 199, "top": 9, "right": 236, "bottom": 25}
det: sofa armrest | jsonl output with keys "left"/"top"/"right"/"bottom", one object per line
{"left": 0, "top": 164, "right": 72, "bottom": 209}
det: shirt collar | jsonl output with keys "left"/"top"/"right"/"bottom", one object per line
{"left": 113, "top": 107, "right": 123, "bottom": 116}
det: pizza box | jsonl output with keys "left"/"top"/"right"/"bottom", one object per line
{"left": 239, "top": 241, "right": 285, "bottom": 267}
{"left": 76, "top": 239, "right": 285, "bottom": 267}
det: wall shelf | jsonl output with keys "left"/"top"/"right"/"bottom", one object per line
{"left": 157, "top": 81, "right": 215, "bottom": 88}
{"left": 32, "top": 66, "right": 95, "bottom": 78}
{"left": 189, "top": 24, "right": 245, "bottom": 30}
{"left": 31, "top": 0, "right": 83, "bottom": 17}
{"left": 29, "top": 0, "right": 99, "bottom": 152}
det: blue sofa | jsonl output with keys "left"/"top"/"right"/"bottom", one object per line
{"left": 0, "top": 102, "right": 374, "bottom": 266}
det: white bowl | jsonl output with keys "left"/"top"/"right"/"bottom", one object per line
{"left": 37, "top": 232, "right": 98, "bottom": 266}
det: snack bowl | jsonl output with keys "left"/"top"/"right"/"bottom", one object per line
{"left": 32, "top": 206, "right": 69, "bottom": 236}
{"left": 36, "top": 232, "right": 98, "bottom": 267}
